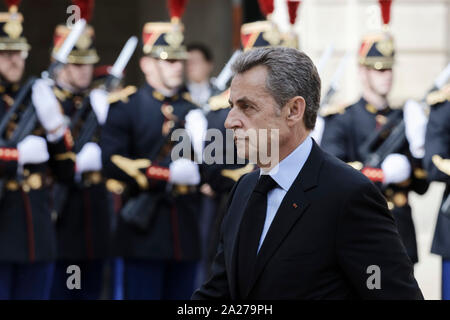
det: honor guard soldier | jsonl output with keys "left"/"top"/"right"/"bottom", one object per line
{"left": 100, "top": 0, "right": 205, "bottom": 300}
{"left": 0, "top": 0, "right": 76, "bottom": 299}
{"left": 321, "top": 28, "right": 429, "bottom": 264}
{"left": 35, "top": 0, "right": 112, "bottom": 300}
{"left": 423, "top": 85, "right": 450, "bottom": 299}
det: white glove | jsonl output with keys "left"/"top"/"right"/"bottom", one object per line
{"left": 310, "top": 115, "right": 325, "bottom": 145}
{"left": 381, "top": 153, "right": 411, "bottom": 185}
{"left": 90, "top": 88, "right": 110, "bottom": 125}
{"left": 184, "top": 109, "right": 207, "bottom": 162}
{"left": 31, "top": 79, "right": 65, "bottom": 135}
{"left": 169, "top": 158, "right": 200, "bottom": 186}
{"left": 76, "top": 142, "right": 102, "bottom": 173}
{"left": 17, "top": 135, "right": 50, "bottom": 165}
{"left": 404, "top": 99, "right": 428, "bottom": 159}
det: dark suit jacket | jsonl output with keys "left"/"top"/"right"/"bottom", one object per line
{"left": 192, "top": 141, "right": 423, "bottom": 300}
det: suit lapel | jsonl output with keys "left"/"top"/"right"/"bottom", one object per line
{"left": 246, "top": 141, "right": 324, "bottom": 297}
{"left": 227, "top": 170, "right": 259, "bottom": 299}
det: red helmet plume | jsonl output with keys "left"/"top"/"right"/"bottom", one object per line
{"left": 72, "top": 0, "right": 95, "bottom": 22}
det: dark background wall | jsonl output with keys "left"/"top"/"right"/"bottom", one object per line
{"left": 6, "top": 0, "right": 239, "bottom": 86}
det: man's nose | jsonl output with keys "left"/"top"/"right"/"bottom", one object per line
{"left": 224, "top": 107, "right": 241, "bottom": 129}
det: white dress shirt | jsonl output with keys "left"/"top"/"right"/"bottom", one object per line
{"left": 257, "top": 135, "right": 313, "bottom": 253}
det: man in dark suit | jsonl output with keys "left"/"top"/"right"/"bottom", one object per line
{"left": 192, "top": 47, "right": 423, "bottom": 300}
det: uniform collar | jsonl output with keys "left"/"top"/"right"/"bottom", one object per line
{"left": 54, "top": 83, "right": 89, "bottom": 101}
{"left": 361, "top": 97, "right": 391, "bottom": 115}
{"left": 146, "top": 83, "right": 192, "bottom": 104}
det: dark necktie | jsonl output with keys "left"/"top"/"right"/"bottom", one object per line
{"left": 237, "top": 174, "right": 278, "bottom": 298}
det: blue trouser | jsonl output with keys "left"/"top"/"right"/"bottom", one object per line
{"left": 50, "top": 260, "right": 104, "bottom": 300}
{"left": 443, "top": 259, "right": 450, "bottom": 300}
{"left": 110, "top": 258, "right": 124, "bottom": 300}
{"left": 0, "top": 262, "right": 54, "bottom": 300}
{"left": 124, "top": 259, "right": 197, "bottom": 300}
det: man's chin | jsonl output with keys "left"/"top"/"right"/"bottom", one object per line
{"left": 4, "top": 73, "right": 23, "bottom": 84}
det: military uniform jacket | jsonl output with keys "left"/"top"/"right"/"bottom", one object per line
{"left": 424, "top": 95, "right": 450, "bottom": 258}
{"left": 101, "top": 84, "right": 202, "bottom": 261}
{"left": 321, "top": 97, "right": 429, "bottom": 263}
{"left": 0, "top": 81, "right": 75, "bottom": 263}
{"left": 52, "top": 86, "right": 111, "bottom": 261}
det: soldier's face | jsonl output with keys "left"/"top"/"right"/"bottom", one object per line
{"left": 186, "top": 50, "right": 213, "bottom": 83}
{"left": 225, "top": 65, "right": 291, "bottom": 167}
{"left": 63, "top": 64, "right": 94, "bottom": 91}
{"left": 156, "top": 59, "right": 184, "bottom": 89}
{"left": 0, "top": 51, "right": 26, "bottom": 83}
{"left": 362, "top": 67, "right": 393, "bottom": 97}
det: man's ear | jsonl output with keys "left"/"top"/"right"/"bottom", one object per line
{"left": 286, "top": 96, "right": 306, "bottom": 127}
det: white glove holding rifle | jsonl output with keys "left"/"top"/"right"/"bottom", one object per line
{"left": 90, "top": 89, "right": 110, "bottom": 125}
{"left": 169, "top": 158, "right": 200, "bottom": 186}
{"left": 404, "top": 99, "right": 428, "bottom": 159}
{"left": 31, "top": 79, "right": 66, "bottom": 142}
{"left": 184, "top": 109, "right": 207, "bottom": 162}
{"left": 381, "top": 153, "right": 411, "bottom": 185}
{"left": 76, "top": 142, "right": 102, "bottom": 173}
{"left": 17, "top": 135, "right": 50, "bottom": 165}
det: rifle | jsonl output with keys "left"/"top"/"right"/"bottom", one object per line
{"left": 320, "top": 51, "right": 351, "bottom": 110}
{"left": 360, "top": 63, "right": 450, "bottom": 169}
{"left": 316, "top": 43, "right": 334, "bottom": 76}
{"left": 360, "top": 111, "right": 405, "bottom": 168}
{"left": 442, "top": 193, "right": 450, "bottom": 217}
{"left": 0, "top": 19, "right": 87, "bottom": 201}
{"left": 212, "top": 50, "right": 242, "bottom": 92}
{"left": 74, "top": 36, "right": 138, "bottom": 153}
{"left": 52, "top": 36, "right": 138, "bottom": 219}
{"left": 0, "top": 77, "right": 37, "bottom": 146}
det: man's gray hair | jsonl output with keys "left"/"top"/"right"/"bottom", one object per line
{"left": 231, "top": 47, "right": 321, "bottom": 130}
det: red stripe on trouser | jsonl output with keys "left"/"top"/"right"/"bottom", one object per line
{"left": 21, "top": 191, "right": 35, "bottom": 262}
{"left": 170, "top": 206, "right": 182, "bottom": 261}
{"left": 113, "top": 193, "right": 122, "bottom": 215}
{"left": 83, "top": 190, "right": 94, "bottom": 260}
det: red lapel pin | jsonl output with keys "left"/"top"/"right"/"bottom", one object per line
{"left": 292, "top": 203, "right": 298, "bottom": 209}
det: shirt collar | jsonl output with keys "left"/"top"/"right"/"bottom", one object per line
{"left": 260, "top": 135, "right": 313, "bottom": 192}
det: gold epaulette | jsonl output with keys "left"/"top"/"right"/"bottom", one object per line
{"left": 53, "top": 87, "right": 71, "bottom": 102}
{"left": 208, "top": 89, "right": 230, "bottom": 112}
{"left": 111, "top": 154, "right": 151, "bottom": 189}
{"left": 221, "top": 163, "right": 255, "bottom": 182}
{"left": 182, "top": 92, "right": 193, "bottom": 103}
{"left": 427, "top": 84, "right": 450, "bottom": 106}
{"left": 108, "top": 86, "right": 137, "bottom": 104}
{"left": 432, "top": 155, "right": 450, "bottom": 176}
{"left": 320, "top": 102, "right": 351, "bottom": 117}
